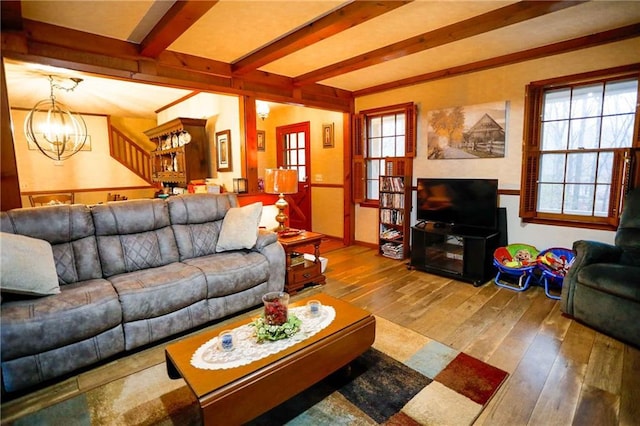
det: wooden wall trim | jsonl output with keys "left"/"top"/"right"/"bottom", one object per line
{"left": 21, "top": 185, "right": 155, "bottom": 196}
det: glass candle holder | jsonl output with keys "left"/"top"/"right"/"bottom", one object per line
{"left": 307, "top": 300, "right": 321, "bottom": 317}
{"left": 262, "top": 291, "right": 290, "bottom": 326}
{"left": 218, "top": 330, "right": 235, "bottom": 351}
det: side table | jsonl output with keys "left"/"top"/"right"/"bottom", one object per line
{"left": 278, "top": 231, "right": 326, "bottom": 294}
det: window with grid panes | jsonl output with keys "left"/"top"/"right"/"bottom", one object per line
{"left": 522, "top": 66, "right": 639, "bottom": 229}
{"left": 366, "top": 112, "right": 406, "bottom": 200}
{"left": 352, "top": 103, "right": 416, "bottom": 204}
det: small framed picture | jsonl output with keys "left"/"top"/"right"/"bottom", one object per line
{"left": 257, "top": 130, "right": 266, "bottom": 152}
{"left": 216, "top": 130, "right": 232, "bottom": 172}
{"left": 322, "top": 123, "right": 334, "bottom": 148}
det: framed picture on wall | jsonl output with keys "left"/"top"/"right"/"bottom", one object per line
{"left": 257, "top": 130, "right": 266, "bottom": 152}
{"left": 216, "top": 130, "right": 232, "bottom": 172}
{"left": 322, "top": 123, "right": 334, "bottom": 148}
{"left": 426, "top": 101, "right": 508, "bottom": 159}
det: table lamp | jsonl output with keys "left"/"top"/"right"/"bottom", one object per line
{"left": 264, "top": 168, "right": 298, "bottom": 232}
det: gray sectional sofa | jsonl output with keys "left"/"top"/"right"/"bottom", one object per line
{"left": 0, "top": 193, "right": 285, "bottom": 393}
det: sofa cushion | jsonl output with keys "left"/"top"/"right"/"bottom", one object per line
{"left": 578, "top": 263, "right": 640, "bottom": 302}
{"left": 168, "top": 194, "right": 237, "bottom": 261}
{"left": 184, "top": 251, "right": 270, "bottom": 298}
{"left": 1, "top": 205, "right": 103, "bottom": 284}
{"left": 167, "top": 193, "right": 236, "bottom": 225}
{"left": 108, "top": 262, "right": 207, "bottom": 323}
{"left": 216, "top": 202, "right": 263, "bottom": 252}
{"left": 0, "top": 279, "right": 122, "bottom": 360}
{"left": 92, "top": 199, "right": 179, "bottom": 277}
{"left": 0, "top": 232, "right": 60, "bottom": 296}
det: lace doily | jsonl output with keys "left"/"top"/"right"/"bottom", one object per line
{"left": 191, "top": 305, "right": 336, "bottom": 370}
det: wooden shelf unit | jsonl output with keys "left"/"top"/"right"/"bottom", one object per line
{"left": 378, "top": 174, "right": 411, "bottom": 260}
{"left": 145, "top": 118, "right": 209, "bottom": 187}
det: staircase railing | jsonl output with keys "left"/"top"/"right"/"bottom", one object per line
{"left": 109, "top": 125, "right": 152, "bottom": 183}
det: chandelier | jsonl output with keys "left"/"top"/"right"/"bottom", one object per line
{"left": 24, "top": 75, "right": 88, "bottom": 162}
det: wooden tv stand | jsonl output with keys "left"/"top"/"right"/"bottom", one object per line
{"left": 410, "top": 222, "right": 499, "bottom": 286}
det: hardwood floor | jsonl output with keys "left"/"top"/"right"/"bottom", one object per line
{"left": 3, "top": 245, "right": 638, "bottom": 425}
{"left": 321, "top": 245, "right": 640, "bottom": 426}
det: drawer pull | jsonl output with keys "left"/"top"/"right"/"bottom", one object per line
{"left": 303, "top": 273, "right": 311, "bottom": 278}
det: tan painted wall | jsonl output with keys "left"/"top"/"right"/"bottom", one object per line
{"left": 259, "top": 104, "right": 344, "bottom": 237}
{"left": 12, "top": 109, "right": 154, "bottom": 205}
{"left": 158, "top": 92, "right": 241, "bottom": 192}
{"left": 355, "top": 38, "right": 640, "bottom": 249}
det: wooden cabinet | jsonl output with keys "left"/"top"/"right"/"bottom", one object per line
{"left": 379, "top": 175, "right": 411, "bottom": 259}
{"left": 145, "top": 118, "right": 209, "bottom": 187}
{"left": 278, "top": 231, "right": 326, "bottom": 294}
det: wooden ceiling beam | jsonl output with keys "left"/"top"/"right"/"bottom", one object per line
{"left": 354, "top": 23, "right": 640, "bottom": 97}
{"left": 139, "top": 1, "right": 219, "bottom": 58}
{"left": 0, "top": 1, "right": 23, "bottom": 31}
{"left": 293, "top": 0, "right": 586, "bottom": 86}
{"left": 1, "top": 20, "right": 354, "bottom": 112}
{"left": 231, "top": 0, "right": 412, "bottom": 76}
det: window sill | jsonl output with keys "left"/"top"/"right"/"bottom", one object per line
{"left": 522, "top": 217, "right": 617, "bottom": 232}
{"left": 359, "top": 200, "right": 379, "bottom": 208}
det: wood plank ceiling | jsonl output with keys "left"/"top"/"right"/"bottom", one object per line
{"left": 2, "top": 0, "right": 640, "bottom": 114}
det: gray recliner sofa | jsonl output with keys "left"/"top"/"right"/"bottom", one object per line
{"left": 561, "top": 187, "right": 640, "bottom": 347}
{"left": 1, "top": 193, "right": 285, "bottom": 393}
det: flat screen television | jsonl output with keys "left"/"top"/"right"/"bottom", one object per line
{"left": 416, "top": 178, "right": 498, "bottom": 230}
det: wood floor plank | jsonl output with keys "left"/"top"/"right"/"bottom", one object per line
{"left": 584, "top": 333, "right": 625, "bottom": 395}
{"left": 441, "top": 287, "right": 516, "bottom": 351}
{"left": 572, "top": 384, "right": 619, "bottom": 426}
{"left": 485, "top": 290, "right": 556, "bottom": 373}
{"left": 418, "top": 282, "right": 500, "bottom": 343}
{"left": 527, "top": 320, "right": 596, "bottom": 425}
{"left": 478, "top": 332, "right": 562, "bottom": 425}
{"left": 463, "top": 289, "right": 534, "bottom": 361}
{"left": 619, "top": 344, "right": 640, "bottom": 426}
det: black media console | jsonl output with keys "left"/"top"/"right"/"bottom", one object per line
{"left": 410, "top": 222, "right": 499, "bottom": 286}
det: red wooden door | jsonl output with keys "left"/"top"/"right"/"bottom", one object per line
{"left": 276, "top": 122, "right": 311, "bottom": 231}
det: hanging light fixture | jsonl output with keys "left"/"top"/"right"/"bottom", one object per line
{"left": 24, "top": 75, "right": 88, "bottom": 162}
{"left": 256, "top": 100, "right": 270, "bottom": 120}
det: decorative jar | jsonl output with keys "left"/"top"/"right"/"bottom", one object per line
{"left": 262, "top": 291, "right": 289, "bottom": 326}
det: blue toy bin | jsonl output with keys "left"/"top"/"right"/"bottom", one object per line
{"left": 493, "top": 243, "right": 540, "bottom": 292}
{"left": 537, "top": 247, "right": 576, "bottom": 300}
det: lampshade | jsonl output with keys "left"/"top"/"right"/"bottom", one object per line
{"left": 264, "top": 168, "right": 298, "bottom": 195}
{"left": 264, "top": 168, "right": 298, "bottom": 232}
{"left": 24, "top": 76, "right": 87, "bottom": 162}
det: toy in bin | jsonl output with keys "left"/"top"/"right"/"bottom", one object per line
{"left": 537, "top": 247, "right": 575, "bottom": 300}
{"left": 493, "top": 243, "right": 540, "bottom": 292}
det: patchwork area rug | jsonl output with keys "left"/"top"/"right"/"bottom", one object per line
{"left": 5, "top": 317, "right": 507, "bottom": 425}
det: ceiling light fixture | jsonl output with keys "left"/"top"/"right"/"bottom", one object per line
{"left": 24, "top": 75, "right": 88, "bottom": 163}
{"left": 256, "top": 100, "right": 270, "bottom": 120}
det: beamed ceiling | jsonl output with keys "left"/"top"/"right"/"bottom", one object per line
{"left": 2, "top": 0, "right": 640, "bottom": 117}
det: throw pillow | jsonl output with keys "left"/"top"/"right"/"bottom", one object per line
{"left": 216, "top": 202, "right": 263, "bottom": 252}
{"left": 0, "top": 232, "right": 60, "bottom": 296}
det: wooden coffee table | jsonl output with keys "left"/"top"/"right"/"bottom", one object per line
{"left": 165, "top": 293, "right": 376, "bottom": 425}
